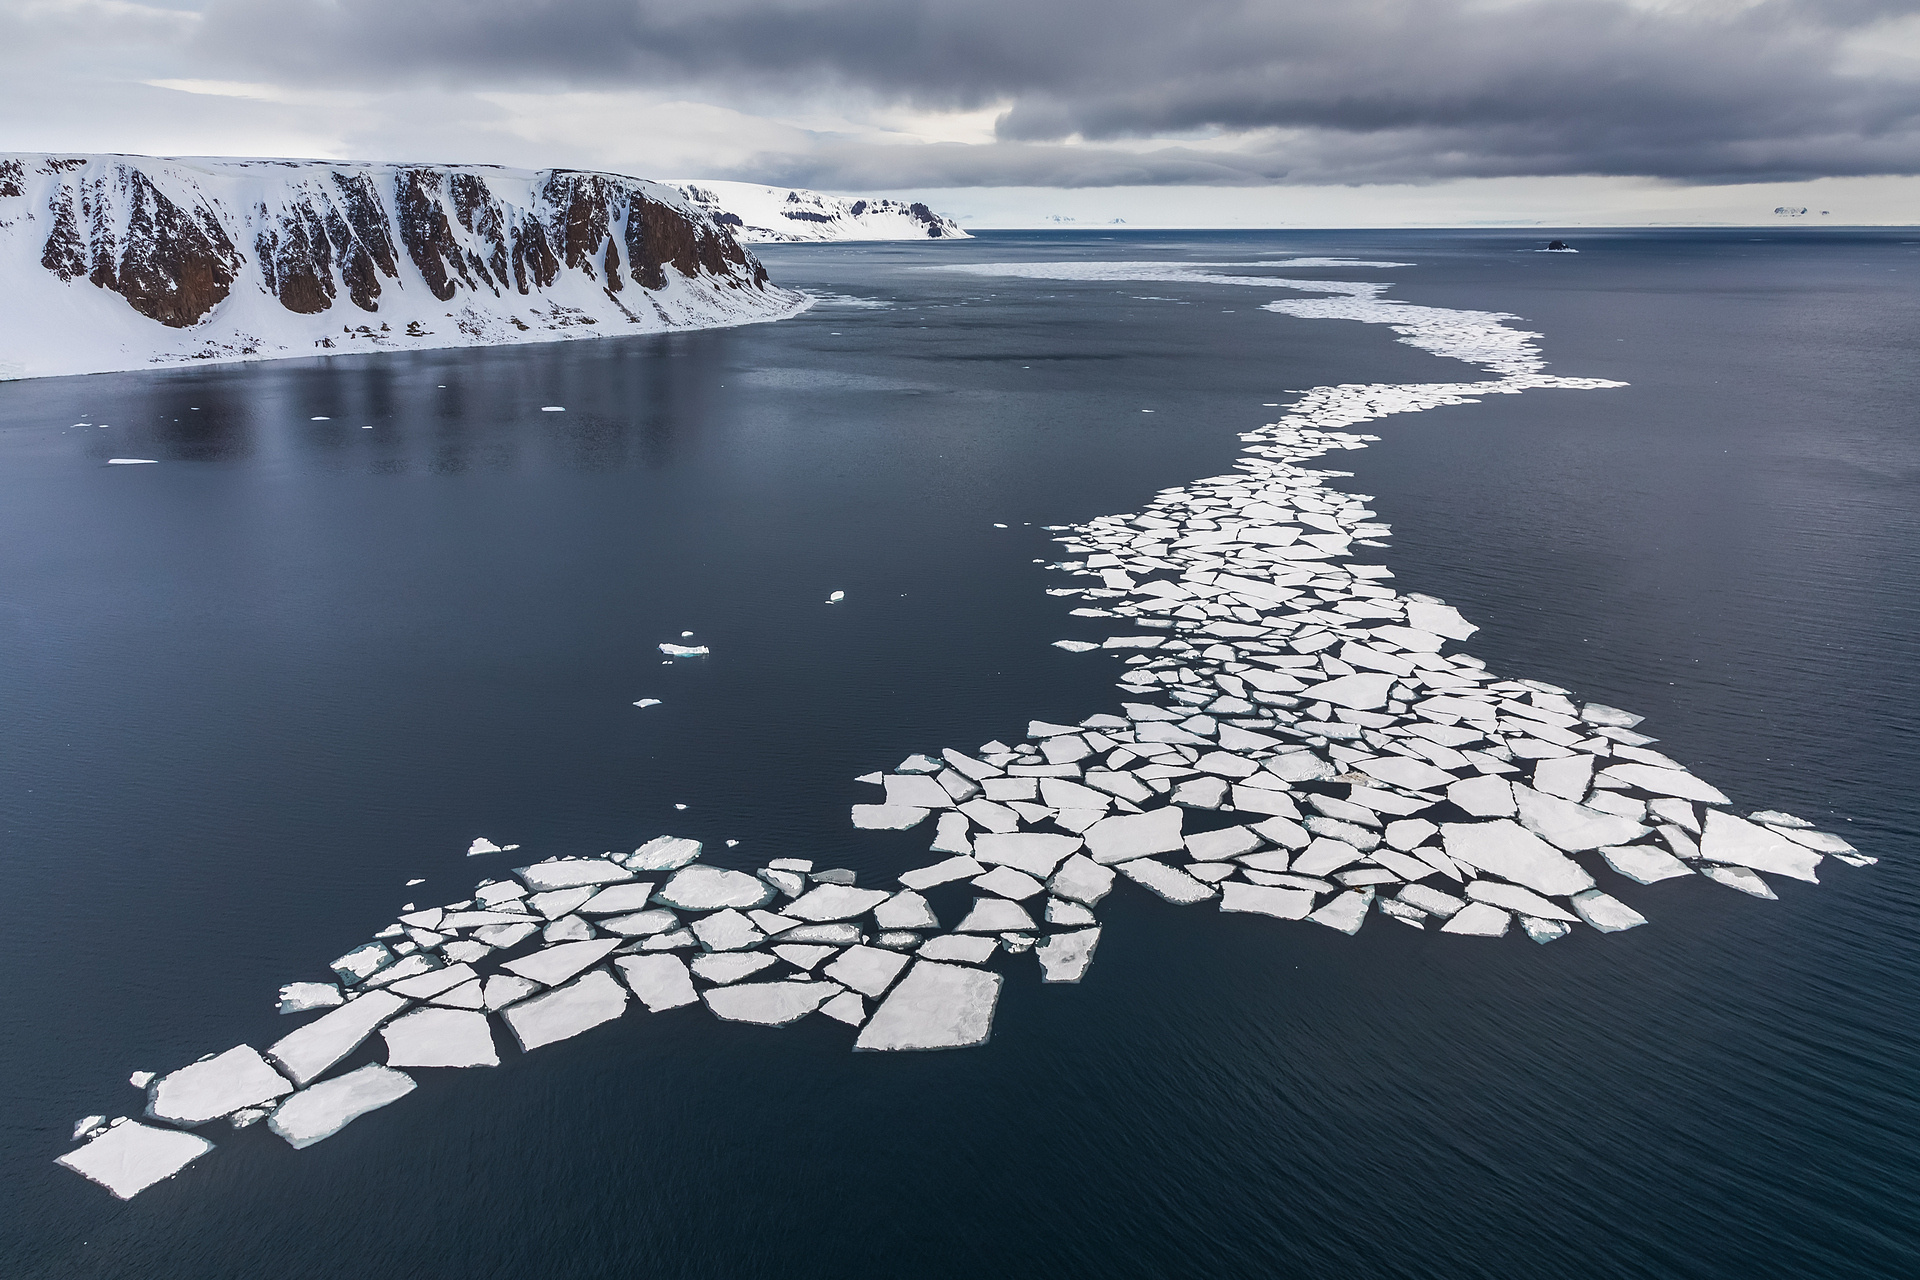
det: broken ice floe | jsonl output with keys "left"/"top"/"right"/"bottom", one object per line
{"left": 61, "top": 259, "right": 1872, "bottom": 1201}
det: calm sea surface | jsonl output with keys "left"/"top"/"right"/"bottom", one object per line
{"left": 1, "top": 230, "right": 1916, "bottom": 1278}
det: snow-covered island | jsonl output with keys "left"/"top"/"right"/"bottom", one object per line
{"left": 672, "top": 180, "right": 968, "bottom": 242}
{"left": 0, "top": 154, "right": 809, "bottom": 381}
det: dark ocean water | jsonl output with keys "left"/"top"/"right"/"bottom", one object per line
{"left": 1, "top": 229, "right": 1915, "bottom": 1278}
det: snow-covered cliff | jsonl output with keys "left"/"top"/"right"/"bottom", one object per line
{"left": 672, "top": 181, "right": 968, "bottom": 243}
{"left": 0, "top": 155, "right": 807, "bottom": 381}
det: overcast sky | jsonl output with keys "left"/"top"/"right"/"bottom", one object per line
{"left": 3, "top": 0, "right": 1917, "bottom": 224}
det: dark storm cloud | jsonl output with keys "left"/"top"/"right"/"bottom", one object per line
{"left": 195, "top": 0, "right": 1920, "bottom": 185}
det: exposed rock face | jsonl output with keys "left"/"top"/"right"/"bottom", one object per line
{"left": 0, "top": 154, "right": 804, "bottom": 381}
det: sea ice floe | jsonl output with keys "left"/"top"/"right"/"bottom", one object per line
{"left": 786, "top": 885, "right": 893, "bottom": 921}
{"left": 277, "top": 982, "right": 343, "bottom": 1015}
{"left": 1083, "top": 807, "right": 1184, "bottom": 864}
{"left": 500, "top": 969, "right": 628, "bottom": 1051}
{"left": 820, "top": 991, "right": 867, "bottom": 1025}
{"left": 874, "top": 890, "right": 940, "bottom": 930}
{"left": 381, "top": 1008, "right": 500, "bottom": 1068}
{"left": 58, "top": 1120, "right": 215, "bottom": 1199}
{"left": 855, "top": 961, "right": 1003, "bottom": 1051}
{"left": 1702, "top": 865, "right": 1778, "bottom": 898}
{"left": 1219, "top": 882, "right": 1314, "bottom": 920}
{"left": 616, "top": 954, "right": 700, "bottom": 1010}
{"left": 853, "top": 804, "right": 930, "bottom": 830}
{"left": 1308, "top": 889, "right": 1372, "bottom": 934}
{"left": 1035, "top": 927, "right": 1101, "bottom": 982}
{"left": 1601, "top": 843, "right": 1693, "bottom": 885}
{"left": 691, "top": 909, "right": 764, "bottom": 952}
{"left": 956, "top": 898, "right": 1038, "bottom": 933}
{"left": 824, "top": 944, "right": 912, "bottom": 997}
{"left": 1698, "top": 811, "right": 1822, "bottom": 882}
{"left": 147, "top": 1046, "right": 293, "bottom": 1127}
{"left": 1440, "top": 902, "right": 1511, "bottom": 936}
{"left": 690, "top": 952, "right": 778, "bottom": 985}
{"left": 268, "top": 990, "right": 410, "bottom": 1087}
{"left": 627, "top": 836, "right": 704, "bottom": 871}
{"left": 702, "top": 981, "right": 839, "bottom": 1026}
{"left": 972, "top": 832, "right": 1082, "bottom": 877}
{"left": 268, "top": 1064, "right": 416, "bottom": 1149}
{"left": 500, "top": 938, "right": 621, "bottom": 987}
{"left": 655, "top": 865, "right": 777, "bottom": 910}
{"left": 1442, "top": 821, "right": 1594, "bottom": 897}
{"left": 1570, "top": 889, "right": 1648, "bottom": 933}
{"left": 1466, "top": 880, "right": 1576, "bottom": 922}
{"left": 916, "top": 933, "right": 1000, "bottom": 963}
{"left": 515, "top": 858, "right": 632, "bottom": 891}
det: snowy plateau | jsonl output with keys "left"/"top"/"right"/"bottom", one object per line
{"left": 0, "top": 154, "right": 809, "bottom": 381}
{"left": 672, "top": 180, "right": 968, "bottom": 242}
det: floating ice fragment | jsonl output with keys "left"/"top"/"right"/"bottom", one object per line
{"left": 515, "top": 858, "right": 632, "bottom": 891}
{"left": 820, "top": 991, "right": 867, "bottom": 1025}
{"left": 1048, "top": 853, "right": 1117, "bottom": 905}
{"left": 1219, "top": 882, "right": 1313, "bottom": 919}
{"left": 500, "top": 938, "right": 621, "bottom": 987}
{"left": 616, "top": 954, "right": 699, "bottom": 1010}
{"left": 855, "top": 961, "right": 1003, "bottom": 1051}
{"left": 268, "top": 1064, "right": 416, "bottom": 1149}
{"left": 1046, "top": 897, "right": 1098, "bottom": 926}
{"left": 57, "top": 1120, "right": 214, "bottom": 1199}
{"left": 658, "top": 644, "right": 709, "bottom": 657}
{"left": 482, "top": 975, "right": 540, "bottom": 1010}
{"left": 381, "top": 1008, "right": 499, "bottom": 1068}
{"left": 1701, "top": 865, "right": 1778, "bottom": 898}
{"left": 129, "top": 1071, "right": 155, "bottom": 1088}
{"left": 627, "top": 836, "right": 703, "bottom": 871}
{"left": 824, "top": 944, "right": 912, "bottom": 997}
{"left": 1083, "top": 807, "right": 1184, "bottom": 865}
{"left": 691, "top": 952, "right": 778, "bottom": 985}
{"left": 917, "top": 934, "right": 999, "bottom": 963}
{"left": 386, "top": 963, "right": 479, "bottom": 1000}
{"left": 655, "top": 865, "right": 777, "bottom": 910}
{"left": 1308, "top": 889, "right": 1371, "bottom": 934}
{"left": 579, "top": 882, "right": 659, "bottom": 915}
{"left": 1116, "top": 857, "right": 1216, "bottom": 904}
{"left": 500, "top": 969, "right": 628, "bottom": 1051}
{"left": 1698, "top": 811, "right": 1822, "bottom": 882}
{"left": 899, "top": 855, "right": 986, "bottom": 890}
{"left": 703, "top": 981, "right": 839, "bottom": 1026}
{"left": 772, "top": 943, "right": 836, "bottom": 970}
{"left": 1601, "top": 843, "right": 1693, "bottom": 885}
{"left": 874, "top": 890, "right": 939, "bottom": 930}
{"left": 1514, "top": 786, "right": 1648, "bottom": 852}
{"left": 633, "top": 699, "right": 662, "bottom": 708}
{"left": 278, "top": 982, "right": 343, "bottom": 1015}
{"left": 1036, "top": 928, "right": 1101, "bottom": 982}
{"left": 1448, "top": 776, "right": 1515, "bottom": 817}
{"left": 467, "top": 838, "right": 503, "bottom": 856}
{"left": 106, "top": 458, "right": 159, "bottom": 464}
{"left": 1442, "top": 820, "right": 1595, "bottom": 897}
{"left": 1520, "top": 916, "right": 1571, "bottom": 944}
{"left": 330, "top": 942, "right": 394, "bottom": 986}
{"left": 1440, "top": 902, "right": 1510, "bottom": 936}
{"left": 828, "top": 590, "right": 846, "bottom": 603}
{"left": 147, "top": 1046, "right": 293, "bottom": 1126}
{"left": 973, "top": 866, "right": 1046, "bottom": 900}
{"left": 541, "top": 406, "right": 565, "bottom": 412}
{"left": 1397, "top": 884, "right": 1466, "bottom": 917}
{"left": 268, "top": 990, "right": 410, "bottom": 1086}
{"left": 956, "top": 898, "right": 1038, "bottom": 932}
{"left": 853, "top": 804, "right": 931, "bottom": 830}
{"left": 1597, "top": 764, "right": 1728, "bottom": 804}
{"left": 74, "top": 1115, "right": 107, "bottom": 1142}
{"left": 1570, "top": 888, "right": 1647, "bottom": 932}
{"left": 1053, "top": 640, "right": 1098, "bottom": 652}
{"left": 1466, "top": 880, "right": 1576, "bottom": 922}
{"left": 691, "top": 909, "right": 764, "bottom": 952}
{"left": 787, "top": 884, "right": 892, "bottom": 921}
{"left": 973, "top": 832, "right": 1082, "bottom": 877}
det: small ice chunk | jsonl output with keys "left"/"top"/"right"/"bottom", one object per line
{"left": 690, "top": 952, "right": 779, "bottom": 985}
{"left": 1580, "top": 703, "right": 1643, "bottom": 728}
{"left": 1443, "top": 820, "right": 1595, "bottom": 897}
{"left": 430, "top": 979, "right": 486, "bottom": 1010}
{"left": 1448, "top": 775, "right": 1515, "bottom": 817}
{"left": 57, "top": 1121, "right": 215, "bottom": 1199}
{"left": 501, "top": 969, "right": 629, "bottom": 1050}
{"left": 147, "top": 1046, "right": 293, "bottom": 1127}
{"left": 278, "top": 982, "right": 343, "bottom": 1015}
{"left": 1597, "top": 763, "right": 1729, "bottom": 804}
{"left": 1532, "top": 754, "right": 1595, "bottom": 802}
{"left": 874, "top": 890, "right": 939, "bottom": 930}
{"left": 1405, "top": 601, "right": 1477, "bottom": 640}
{"left": 786, "top": 884, "right": 892, "bottom": 921}
{"left": 1699, "top": 811, "right": 1822, "bottom": 882}
{"left": 1308, "top": 889, "right": 1371, "bottom": 934}
{"left": 828, "top": 590, "right": 846, "bottom": 603}
{"left": 853, "top": 804, "right": 931, "bottom": 830}
{"left": 467, "top": 838, "right": 503, "bottom": 856}
{"left": 626, "top": 836, "right": 704, "bottom": 871}
{"left": 686, "top": 909, "right": 761, "bottom": 952}
{"left": 1398, "top": 884, "right": 1466, "bottom": 917}
{"left": 1702, "top": 864, "right": 1778, "bottom": 898}
{"left": 820, "top": 991, "right": 867, "bottom": 1025}
{"left": 529, "top": 888, "right": 595, "bottom": 919}
{"left": 1046, "top": 897, "right": 1098, "bottom": 926}
{"left": 1054, "top": 640, "right": 1098, "bottom": 652}
{"left": 501, "top": 938, "right": 621, "bottom": 987}
{"left": 956, "top": 898, "right": 1038, "bottom": 932}
{"left": 1648, "top": 797, "right": 1700, "bottom": 834}
{"left": 1036, "top": 927, "right": 1101, "bottom": 982}
{"left": 772, "top": 943, "right": 837, "bottom": 970}
{"left": 579, "top": 882, "right": 658, "bottom": 915}
{"left": 1570, "top": 888, "right": 1648, "bottom": 932}
{"left": 541, "top": 405, "right": 566, "bottom": 412}
{"left": 1466, "top": 880, "right": 1576, "bottom": 922}
{"left": 855, "top": 961, "right": 1003, "bottom": 1051}
{"left": 917, "top": 934, "right": 999, "bottom": 963}
{"left": 929, "top": 811, "right": 973, "bottom": 854}
{"left": 330, "top": 942, "right": 394, "bottom": 986}
{"left": 268, "top": 1064, "right": 416, "bottom": 1149}
{"left": 615, "top": 954, "right": 700, "bottom": 1010}
{"left": 900, "top": 855, "right": 987, "bottom": 890}
{"left": 886, "top": 773, "right": 957, "bottom": 809}
{"left": 381, "top": 1007, "right": 499, "bottom": 1068}
{"left": 824, "top": 944, "right": 912, "bottom": 997}
{"left": 633, "top": 698, "right": 663, "bottom": 708}
{"left": 1185, "top": 826, "right": 1263, "bottom": 860}
{"left": 974, "top": 866, "right": 1046, "bottom": 900}
{"left": 1602, "top": 843, "right": 1693, "bottom": 884}
{"left": 1439, "top": 902, "right": 1510, "bottom": 936}
{"left": 478, "top": 976, "right": 537, "bottom": 1012}
{"left": 268, "top": 990, "right": 410, "bottom": 1086}
{"left": 1219, "top": 882, "right": 1313, "bottom": 919}
{"left": 129, "top": 1070, "right": 155, "bottom": 1088}
{"left": 1047, "top": 853, "right": 1116, "bottom": 905}
{"left": 596, "top": 908, "right": 681, "bottom": 937}
{"left": 655, "top": 865, "right": 777, "bottom": 910}
{"left": 1115, "top": 857, "right": 1216, "bottom": 904}
{"left": 973, "top": 832, "right": 1083, "bottom": 877}
{"left": 702, "top": 980, "right": 839, "bottom": 1025}
{"left": 659, "top": 643, "right": 709, "bottom": 657}
{"left": 1083, "top": 807, "right": 1184, "bottom": 865}
{"left": 760, "top": 868, "right": 808, "bottom": 897}
{"left": 514, "top": 858, "right": 632, "bottom": 891}
{"left": 1298, "top": 672, "right": 1394, "bottom": 710}
{"left": 1520, "top": 916, "right": 1571, "bottom": 944}
{"left": 73, "top": 1115, "right": 108, "bottom": 1142}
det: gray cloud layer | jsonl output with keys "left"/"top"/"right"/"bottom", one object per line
{"left": 191, "top": 0, "right": 1920, "bottom": 186}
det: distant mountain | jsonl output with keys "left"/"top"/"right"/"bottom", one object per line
{"left": 0, "top": 154, "right": 805, "bottom": 381}
{"left": 672, "top": 181, "right": 968, "bottom": 242}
